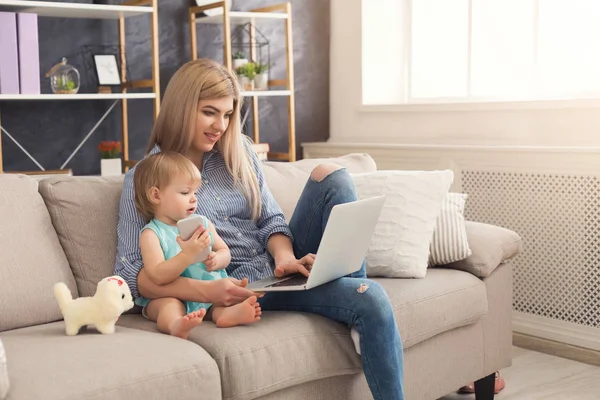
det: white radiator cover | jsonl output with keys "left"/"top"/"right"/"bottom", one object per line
{"left": 303, "top": 142, "right": 600, "bottom": 350}
{"left": 462, "top": 170, "right": 600, "bottom": 350}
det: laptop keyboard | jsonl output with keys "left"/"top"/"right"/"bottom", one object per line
{"left": 266, "top": 274, "right": 308, "bottom": 288}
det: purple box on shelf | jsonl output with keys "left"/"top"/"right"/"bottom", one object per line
{"left": 17, "top": 13, "right": 41, "bottom": 95}
{"left": 0, "top": 12, "right": 20, "bottom": 94}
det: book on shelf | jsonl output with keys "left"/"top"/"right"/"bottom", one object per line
{"left": 0, "top": 12, "right": 20, "bottom": 94}
{"left": 17, "top": 13, "right": 40, "bottom": 95}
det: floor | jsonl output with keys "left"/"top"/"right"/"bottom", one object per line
{"left": 439, "top": 346, "right": 600, "bottom": 400}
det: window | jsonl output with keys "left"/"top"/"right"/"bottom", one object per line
{"left": 362, "top": 0, "right": 600, "bottom": 105}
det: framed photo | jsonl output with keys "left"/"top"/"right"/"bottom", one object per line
{"left": 93, "top": 54, "right": 121, "bottom": 86}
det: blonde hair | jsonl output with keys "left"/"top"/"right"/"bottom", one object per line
{"left": 146, "top": 58, "right": 261, "bottom": 220}
{"left": 133, "top": 151, "right": 202, "bottom": 222}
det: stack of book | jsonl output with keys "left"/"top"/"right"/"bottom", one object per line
{"left": 0, "top": 11, "right": 40, "bottom": 95}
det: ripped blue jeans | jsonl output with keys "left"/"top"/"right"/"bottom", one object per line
{"left": 259, "top": 168, "right": 405, "bottom": 400}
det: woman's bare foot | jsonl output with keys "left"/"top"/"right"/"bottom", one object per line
{"left": 215, "top": 296, "right": 262, "bottom": 328}
{"left": 169, "top": 309, "right": 206, "bottom": 339}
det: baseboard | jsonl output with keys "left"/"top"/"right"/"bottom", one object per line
{"left": 513, "top": 311, "right": 600, "bottom": 353}
{"left": 513, "top": 333, "right": 600, "bottom": 367}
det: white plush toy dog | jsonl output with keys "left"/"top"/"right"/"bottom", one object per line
{"left": 54, "top": 275, "right": 134, "bottom": 336}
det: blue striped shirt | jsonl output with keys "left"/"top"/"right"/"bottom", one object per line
{"left": 114, "top": 144, "right": 294, "bottom": 298}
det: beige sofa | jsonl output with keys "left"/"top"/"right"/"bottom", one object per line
{"left": 0, "top": 153, "right": 521, "bottom": 400}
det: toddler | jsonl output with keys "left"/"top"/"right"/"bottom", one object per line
{"left": 133, "top": 151, "right": 261, "bottom": 339}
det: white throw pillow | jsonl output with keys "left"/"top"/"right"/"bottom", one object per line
{"left": 428, "top": 192, "right": 472, "bottom": 266}
{"left": 0, "top": 338, "right": 8, "bottom": 400}
{"left": 351, "top": 170, "right": 454, "bottom": 278}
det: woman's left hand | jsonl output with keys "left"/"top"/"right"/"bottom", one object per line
{"left": 274, "top": 253, "right": 316, "bottom": 278}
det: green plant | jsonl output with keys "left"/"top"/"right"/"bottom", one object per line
{"left": 56, "top": 75, "right": 75, "bottom": 90}
{"left": 233, "top": 51, "right": 246, "bottom": 60}
{"left": 237, "top": 62, "right": 257, "bottom": 79}
{"left": 255, "top": 63, "right": 269, "bottom": 74}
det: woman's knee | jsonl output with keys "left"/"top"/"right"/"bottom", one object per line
{"left": 358, "top": 281, "right": 395, "bottom": 321}
{"left": 310, "top": 163, "right": 344, "bottom": 182}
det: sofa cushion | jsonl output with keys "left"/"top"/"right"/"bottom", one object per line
{"left": 119, "top": 269, "right": 486, "bottom": 398}
{"left": 118, "top": 312, "right": 362, "bottom": 400}
{"left": 443, "top": 221, "right": 522, "bottom": 278}
{"left": 351, "top": 169, "right": 454, "bottom": 278}
{"left": 428, "top": 192, "right": 471, "bottom": 266}
{"left": 263, "top": 153, "right": 377, "bottom": 221}
{"left": 374, "top": 268, "right": 488, "bottom": 349}
{"left": 0, "top": 322, "right": 220, "bottom": 400}
{"left": 39, "top": 176, "right": 125, "bottom": 297}
{"left": 0, "top": 175, "right": 76, "bottom": 332}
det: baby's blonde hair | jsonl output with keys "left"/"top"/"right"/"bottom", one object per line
{"left": 133, "top": 152, "right": 202, "bottom": 221}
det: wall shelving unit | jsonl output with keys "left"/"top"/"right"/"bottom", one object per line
{"left": 188, "top": 1, "right": 296, "bottom": 162}
{"left": 0, "top": 0, "right": 161, "bottom": 174}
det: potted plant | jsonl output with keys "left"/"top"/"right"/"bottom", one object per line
{"left": 45, "top": 57, "right": 80, "bottom": 94}
{"left": 233, "top": 51, "right": 248, "bottom": 69}
{"left": 236, "top": 62, "right": 256, "bottom": 91}
{"left": 254, "top": 63, "right": 269, "bottom": 90}
{"left": 98, "top": 140, "right": 122, "bottom": 176}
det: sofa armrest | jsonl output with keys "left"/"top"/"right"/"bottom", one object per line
{"left": 442, "top": 221, "right": 522, "bottom": 278}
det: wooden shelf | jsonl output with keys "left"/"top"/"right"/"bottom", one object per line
{"left": 194, "top": 11, "right": 288, "bottom": 25}
{"left": 0, "top": 0, "right": 161, "bottom": 174}
{"left": 0, "top": 0, "right": 152, "bottom": 20}
{"left": 241, "top": 90, "right": 291, "bottom": 97}
{"left": 189, "top": 2, "right": 296, "bottom": 162}
{"left": 0, "top": 93, "right": 157, "bottom": 101}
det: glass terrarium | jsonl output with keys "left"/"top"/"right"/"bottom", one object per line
{"left": 46, "top": 57, "right": 80, "bottom": 94}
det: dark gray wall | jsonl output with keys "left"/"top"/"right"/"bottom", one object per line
{"left": 1, "top": 0, "right": 329, "bottom": 175}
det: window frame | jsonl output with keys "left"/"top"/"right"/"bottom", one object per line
{"left": 361, "top": 0, "right": 600, "bottom": 111}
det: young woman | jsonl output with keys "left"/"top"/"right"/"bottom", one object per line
{"left": 115, "top": 58, "right": 405, "bottom": 400}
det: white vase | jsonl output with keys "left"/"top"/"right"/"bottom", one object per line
{"left": 254, "top": 73, "right": 268, "bottom": 90}
{"left": 101, "top": 158, "right": 122, "bottom": 176}
{"left": 240, "top": 76, "right": 254, "bottom": 91}
{"left": 233, "top": 59, "right": 248, "bottom": 69}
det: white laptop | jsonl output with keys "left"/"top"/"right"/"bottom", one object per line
{"left": 247, "top": 195, "right": 385, "bottom": 292}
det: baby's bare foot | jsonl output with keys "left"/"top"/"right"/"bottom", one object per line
{"left": 169, "top": 309, "right": 206, "bottom": 339}
{"left": 216, "top": 296, "right": 261, "bottom": 328}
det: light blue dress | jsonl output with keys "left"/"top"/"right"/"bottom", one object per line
{"left": 135, "top": 216, "right": 227, "bottom": 313}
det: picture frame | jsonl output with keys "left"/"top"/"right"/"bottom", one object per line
{"left": 92, "top": 54, "right": 121, "bottom": 86}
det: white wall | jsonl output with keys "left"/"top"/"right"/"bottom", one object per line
{"left": 323, "top": 0, "right": 600, "bottom": 149}
{"left": 313, "top": 1, "right": 600, "bottom": 351}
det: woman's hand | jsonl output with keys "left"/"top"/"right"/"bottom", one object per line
{"left": 274, "top": 253, "right": 316, "bottom": 278}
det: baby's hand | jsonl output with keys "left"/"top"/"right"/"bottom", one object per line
{"left": 177, "top": 228, "right": 211, "bottom": 260}
{"left": 204, "top": 251, "right": 226, "bottom": 271}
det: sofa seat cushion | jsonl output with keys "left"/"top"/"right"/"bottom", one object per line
{"left": 0, "top": 322, "right": 221, "bottom": 400}
{"left": 118, "top": 312, "right": 362, "bottom": 400}
{"left": 374, "top": 268, "right": 488, "bottom": 349}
